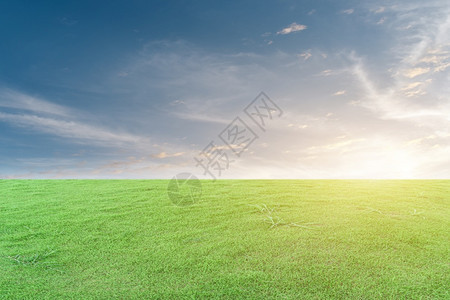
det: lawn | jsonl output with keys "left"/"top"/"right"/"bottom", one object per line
{"left": 0, "top": 180, "right": 449, "bottom": 299}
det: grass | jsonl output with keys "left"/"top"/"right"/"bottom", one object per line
{"left": 0, "top": 180, "right": 449, "bottom": 299}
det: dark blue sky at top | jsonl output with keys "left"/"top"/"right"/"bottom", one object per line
{"left": 0, "top": 0, "right": 387, "bottom": 89}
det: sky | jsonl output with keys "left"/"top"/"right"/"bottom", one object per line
{"left": 0, "top": 0, "right": 449, "bottom": 179}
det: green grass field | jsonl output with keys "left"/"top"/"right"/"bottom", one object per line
{"left": 1, "top": 180, "right": 449, "bottom": 299}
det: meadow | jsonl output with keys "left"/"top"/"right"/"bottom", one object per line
{"left": 0, "top": 180, "right": 449, "bottom": 299}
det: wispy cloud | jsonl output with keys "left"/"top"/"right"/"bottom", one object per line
{"left": 298, "top": 51, "right": 312, "bottom": 60}
{"left": 306, "top": 138, "right": 365, "bottom": 153}
{"left": 318, "top": 69, "right": 333, "bottom": 76}
{"left": 0, "top": 111, "right": 145, "bottom": 146}
{"left": 171, "top": 111, "right": 231, "bottom": 124}
{"left": 0, "top": 88, "right": 70, "bottom": 116}
{"left": 400, "top": 79, "right": 432, "bottom": 97}
{"left": 347, "top": 1, "right": 450, "bottom": 123}
{"left": 373, "top": 7, "right": 385, "bottom": 14}
{"left": 402, "top": 67, "right": 431, "bottom": 78}
{"left": 376, "top": 17, "right": 387, "bottom": 25}
{"left": 348, "top": 54, "right": 448, "bottom": 121}
{"left": 0, "top": 88, "right": 151, "bottom": 149}
{"left": 58, "top": 17, "right": 78, "bottom": 26}
{"left": 277, "top": 23, "right": 307, "bottom": 35}
{"left": 341, "top": 9, "right": 354, "bottom": 15}
{"left": 333, "top": 90, "right": 346, "bottom": 96}
{"left": 152, "top": 152, "right": 185, "bottom": 159}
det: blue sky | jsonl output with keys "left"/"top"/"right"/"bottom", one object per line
{"left": 1, "top": 0, "right": 449, "bottom": 179}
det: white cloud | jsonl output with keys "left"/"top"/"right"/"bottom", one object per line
{"left": 401, "top": 81, "right": 426, "bottom": 90}
{"left": 373, "top": 7, "right": 385, "bottom": 14}
{"left": 0, "top": 111, "right": 145, "bottom": 147}
{"left": 306, "top": 138, "right": 365, "bottom": 152}
{"left": 434, "top": 62, "right": 450, "bottom": 72}
{"left": 58, "top": 17, "right": 78, "bottom": 26}
{"left": 333, "top": 90, "right": 346, "bottom": 96}
{"left": 403, "top": 67, "right": 431, "bottom": 78}
{"left": 298, "top": 51, "right": 312, "bottom": 60}
{"left": 341, "top": 9, "right": 354, "bottom": 15}
{"left": 342, "top": 1, "right": 450, "bottom": 179}
{"left": 152, "top": 152, "right": 185, "bottom": 159}
{"left": 0, "top": 88, "right": 70, "bottom": 116}
{"left": 171, "top": 111, "right": 233, "bottom": 125}
{"left": 319, "top": 69, "right": 333, "bottom": 76}
{"left": 348, "top": 54, "right": 448, "bottom": 121}
{"left": 0, "top": 88, "right": 159, "bottom": 152}
{"left": 400, "top": 79, "right": 432, "bottom": 97}
{"left": 377, "top": 17, "right": 387, "bottom": 25}
{"left": 277, "top": 23, "right": 307, "bottom": 35}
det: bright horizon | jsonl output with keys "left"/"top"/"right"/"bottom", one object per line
{"left": 1, "top": 0, "right": 449, "bottom": 179}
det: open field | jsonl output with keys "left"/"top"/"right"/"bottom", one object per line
{"left": 0, "top": 180, "right": 449, "bottom": 299}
